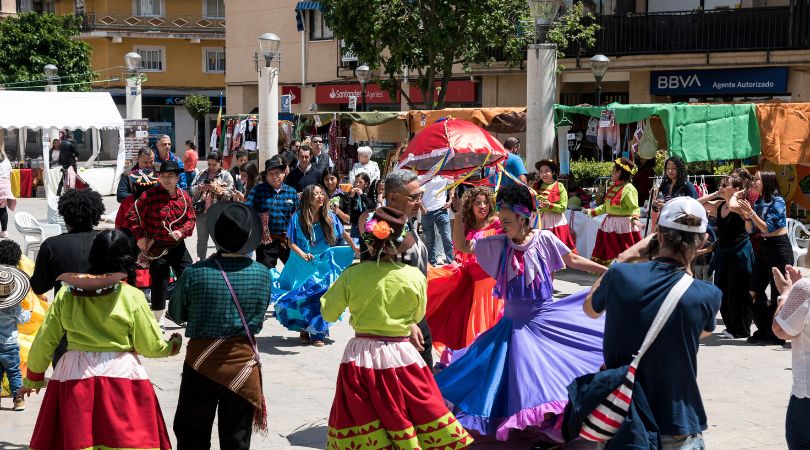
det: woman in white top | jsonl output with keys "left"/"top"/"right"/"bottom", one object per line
{"left": 773, "top": 265, "right": 810, "bottom": 449}
{"left": 347, "top": 146, "right": 380, "bottom": 183}
{"left": 0, "top": 148, "right": 16, "bottom": 238}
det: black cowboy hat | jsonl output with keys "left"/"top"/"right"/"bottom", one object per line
{"left": 535, "top": 159, "right": 559, "bottom": 174}
{"left": 205, "top": 201, "right": 263, "bottom": 255}
{"left": 261, "top": 156, "right": 286, "bottom": 175}
{"left": 156, "top": 160, "right": 183, "bottom": 175}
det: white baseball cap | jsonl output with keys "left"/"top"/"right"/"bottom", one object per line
{"left": 658, "top": 197, "right": 708, "bottom": 233}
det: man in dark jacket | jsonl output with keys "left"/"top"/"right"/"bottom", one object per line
{"left": 285, "top": 146, "right": 322, "bottom": 193}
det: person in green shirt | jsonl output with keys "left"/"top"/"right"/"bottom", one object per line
{"left": 584, "top": 157, "right": 643, "bottom": 265}
{"left": 19, "top": 230, "right": 181, "bottom": 450}
{"left": 321, "top": 206, "right": 473, "bottom": 450}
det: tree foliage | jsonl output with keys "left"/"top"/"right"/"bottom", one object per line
{"left": 546, "top": 3, "right": 600, "bottom": 71}
{"left": 185, "top": 94, "right": 212, "bottom": 148}
{"left": 321, "top": 0, "right": 529, "bottom": 110}
{"left": 0, "top": 13, "right": 95, "bottom": 92}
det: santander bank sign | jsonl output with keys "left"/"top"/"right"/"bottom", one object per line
{"left": 315, "top": 83, "right": 399, "bottom": 104}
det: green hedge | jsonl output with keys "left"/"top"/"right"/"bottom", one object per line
{"left": 569, "top": 160, "right": 614, "bottom": 186}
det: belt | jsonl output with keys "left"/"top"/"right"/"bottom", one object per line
{"left": 355, "top": 333, "right": 409, "bottom": 342}
{"left": 761, "top": 234, "right": 788, "bottom": 241}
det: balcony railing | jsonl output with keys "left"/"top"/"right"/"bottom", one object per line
{"left": 485, "top": 6, "right": 810, "bottom": 60}
{"left": 585, "top": 7, "right": 796, "bottom": 55}
{"left": 81, "top": 13, "right": 225, "bottom": 34}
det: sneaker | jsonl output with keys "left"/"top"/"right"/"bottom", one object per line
{"left": 13, "top": 397, "right": 25, "bottom": 411}
{"left": 0, "top": 231, "right": 8, "bottom": 239}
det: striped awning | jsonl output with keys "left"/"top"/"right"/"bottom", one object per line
{"left": 295, "top": 2, "right": 323, "bottom": 32}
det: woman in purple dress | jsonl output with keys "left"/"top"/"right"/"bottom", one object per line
{"left": 435, "top": 184, "right": 608, "bottom": 443}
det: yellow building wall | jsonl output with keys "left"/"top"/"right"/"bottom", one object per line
{"left": 85, "top": 37, "right": 224, "bottom": 89}
{"left": 56, "top": 0, "right": 219, "bottom": 17}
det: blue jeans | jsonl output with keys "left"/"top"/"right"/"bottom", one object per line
{"left": 422, "top": 208, "right": 453, "bottom": 265}
{"left": 787, "top": 395, "right": 810, "bottom": 449}
{"left": 598, "top": 434, "right": 704, "bottom": 450}
{"left": 0, "top": 344, "right": 22, "bottom": 397}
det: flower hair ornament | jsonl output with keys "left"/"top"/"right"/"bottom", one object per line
{"left": 363, "top": 211, "right": 407, "bottom": 249}
{"left": 614, "top": 158, "right": 637, "bottom": 175}
{"left": 496, "top": 201, "right": 532, "bottom": 218}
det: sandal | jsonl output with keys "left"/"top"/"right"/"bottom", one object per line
{"left": 299, "top": 331, "right": 310, "bottom": 343}
{"left": 312, "top": 340, "right": 325, "bottom": 347}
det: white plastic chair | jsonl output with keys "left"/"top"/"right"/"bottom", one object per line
{"left": 786, "top": 218, "right": 810, "bottom": 266}
{"left": 47, "top": 195, "right": 67, "bottom": 233}
{"left": 13, "top": 211, "right": 62, "bottom": 259}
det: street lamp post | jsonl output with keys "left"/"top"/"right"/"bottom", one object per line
{"left": 589, "top": 54, "right": 610, "bottom": 106}
{"left": 43, "top": 64, "right": 58, "bottom": 92}
{"left": 124, "top": 52, "right": 143, "bottom": 120}
{"left": 258, "top": 32, "right": 281, "bottom": 168}
{"left": 526, "top": 0, "right": 562, "bottom": 164}
{"left": 355, "top": 64, "right": 372, "bottom": 112}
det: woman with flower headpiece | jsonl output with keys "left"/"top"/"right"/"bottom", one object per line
{"left": 584, "top": 157, "right": 642, "bottom": 265}
{"left": 272, "top": 184, "right": 359, "bottom": 347}
{"left": 434, "top": 184, "right": 607, "bottom": 443}
{"left": 533, "top": 159, "right": 577, "bottom": 251}
{"left": 426, "top": 186, "right": 503, "bottom": 352}
{"left": 321, "top": 206, "right": 473, "bottom": 450}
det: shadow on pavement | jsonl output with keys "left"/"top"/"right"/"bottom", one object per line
{"left": 0, "top": 441, "right": 27, "bottom": 449}
{"left": 255, "top": 335, "right": 303, "bottom": 356}
{"left": 285, "top": 423, "right": 327, "bottom": 448}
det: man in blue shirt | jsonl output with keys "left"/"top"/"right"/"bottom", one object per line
{"left": 585, "top": 197, "right": 721, "bottom": 449}
{"left": 244, "top": 156, "right": 299, "bottom": 269}
{"left": 488, "top": 136, "right": 527, "bottom": 186}
{"left": 153, "top": 135, "right": 187, "bottom": 189}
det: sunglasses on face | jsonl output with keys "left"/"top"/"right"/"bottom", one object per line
{"left": 395, "top": 192, "right": 424, "bottom": 202}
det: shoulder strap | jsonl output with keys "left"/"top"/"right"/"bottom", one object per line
{"left": 212, "top": 257, "right": 261, "bottom": 365}
{"left": 631, "top": 273, "right": 693, "bottom": 366}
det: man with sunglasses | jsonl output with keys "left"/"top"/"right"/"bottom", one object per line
{"left": 373, "top": 169, "right": 434, "bottom": 368}
{"left": 309, "top": 137, "right": 333, "bottom": 172}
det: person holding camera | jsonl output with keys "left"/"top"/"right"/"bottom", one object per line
{"left": 190, "top": 152, "right": 234, "bottom": 260}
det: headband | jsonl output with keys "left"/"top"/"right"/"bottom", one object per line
{"left": 614, "top": 158, "right": 637, "bottom": 175}
{"left": 496, "top": 201, "right": 532, "bottom": 218}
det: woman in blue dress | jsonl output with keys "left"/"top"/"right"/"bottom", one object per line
{"left": 273, "top": 184, "right": 358, "bottom": 346}
{"left": 435, "top": 184, "right": 608, "bottom": 443}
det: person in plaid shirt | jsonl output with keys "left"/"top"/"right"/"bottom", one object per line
{"left": 245, "top": 156, "right": 299, "bottom": 269}
{"left": 126, "top": 160, "right": 195, "bottom": 329}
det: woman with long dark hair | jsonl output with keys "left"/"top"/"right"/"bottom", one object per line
{"left": 653, "top": 156, "right": 697, "bottom": 212}
{"left": 740, "top": 170, "right": 793, "bottom": 345}
{"left": 21, "top": 230, "right": 181, "bottom": 450}
{"left": 321, "top": 166, "right": 350, "bottom": 225}
{"left": 700, "top": 175, "right": 754, "bottom": 338}
{"left": 273, "top": 185, "right": 358, "bottom": 346}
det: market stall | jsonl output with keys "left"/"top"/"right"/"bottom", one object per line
{"left": 0, "top": 91, "right": 126, "bottom": 196}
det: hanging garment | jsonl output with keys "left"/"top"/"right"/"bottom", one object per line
{"left": 585, "top": 118, "right": 598, "bottom": 144}
{"left": 209, "top": 127, "right": 218, "bottom": 150}
{"left": 597, "top": 121, "right": 620, "bottom": 154}
{"left": 244, "top": 120, "right": 258, "bottom": 151}
{"left": 637, "top": 120, "right": 658, "bottom": 160}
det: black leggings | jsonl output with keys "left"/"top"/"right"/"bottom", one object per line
{"left": 750, "top": 234, "right": 793, "bottom": 340}
{"left": 0, "top": 207, "right": 7, "bottom": 231}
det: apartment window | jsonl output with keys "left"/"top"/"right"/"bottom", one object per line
{"left": 204, "top": 0, "right": 225, "bottom": 18}
{"left": 309, "top": 10, "right": 334, "bottom": 41}
{"left": 134, "top": 0, "right": 163, "bottom": 16}
{"left": 135, "top": 46, "right": 165, "bottom": 72}
{"left": 203, "top": 48, "right": 225, "bottom": 73}
{"left": 16, "top": 0, "right": 55, "bottom": 12}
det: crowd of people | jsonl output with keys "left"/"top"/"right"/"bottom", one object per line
{"left": 0, "top": 133, "right": 807, "bottom": 450}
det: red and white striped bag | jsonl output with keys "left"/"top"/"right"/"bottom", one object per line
{"left": 579, "top": 273, "right": 694, "bottom": 442}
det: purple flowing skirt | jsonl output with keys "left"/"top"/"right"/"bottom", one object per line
{"left": 434, "top": 288, "right": 605, "bottom": 441}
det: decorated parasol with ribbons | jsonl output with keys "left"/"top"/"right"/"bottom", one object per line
{"left": 397, "top": 118, "right": 509, "bottom": 178}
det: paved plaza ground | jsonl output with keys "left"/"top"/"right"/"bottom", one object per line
{"left": 0, "top": 197, "right": 796, "bottom": 449}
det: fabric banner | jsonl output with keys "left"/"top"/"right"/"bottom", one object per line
{"left": 408, "top": 107, "right": 527, "bottom": 134}
{"left": 756, "top": 103, "right": 810, "bottom": 165}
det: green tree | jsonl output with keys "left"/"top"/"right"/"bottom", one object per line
{"left": 0, "top": 13, "right": 95, "bottom": 92}
{"left": 184, "top": 94, "right": 212, "bottom": 148}
{"left": 322, "top": 0, "right": 530, "bottom": 110}
{"left": 546, "top": 2, "right": 600, "bottom": 71}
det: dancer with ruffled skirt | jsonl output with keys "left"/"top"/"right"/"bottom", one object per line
{"left": 273, "top": 184, "right": 358, "bottom": 346}
{"left": 434, "top": 184, "right": 607, "bottom": 443}
{"left": 427, "top": 186, "right": 503, "bottom": 352}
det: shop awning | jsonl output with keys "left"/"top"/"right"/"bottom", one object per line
{"left": 554, "top": 102, "right": 761, "bottom": 163}
{"left": 0, "top": 91, "right": 124, "bottom": 130}
{"left": 408, "top": 107, "right": 527, "bottom": 134}
{"left": 295, "top": 1, "right": 323, "bottom": 32}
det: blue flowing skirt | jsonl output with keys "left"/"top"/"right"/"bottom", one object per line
{"left": 271, "top": 246, "right": 355, "bottom": 335}
{"left": 434, "top": 288, "right": 605, "bottom": 441}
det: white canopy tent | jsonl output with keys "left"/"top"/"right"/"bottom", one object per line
{"left": 0, "top": 91, "right": 126, "bottom": 196}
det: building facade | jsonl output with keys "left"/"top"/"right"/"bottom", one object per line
{"left": 55, "top": 0, "right": 226, "bottom": 152}
{"left": 225, "top": 0, "right": 810, "bottom": 120}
